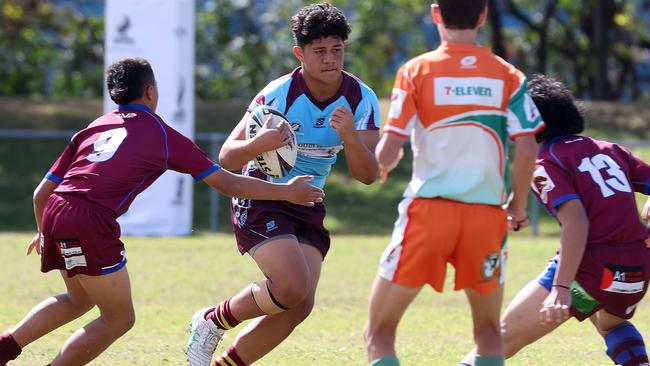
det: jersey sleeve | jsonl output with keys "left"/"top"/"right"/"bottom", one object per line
{"left": 624, "top": 148, "right": 650, "bottom": 194}
{"left": 165, "top": 126, "right": 220, "bottom": 181}
{"left": 354, "top": 88, "right": 380, "bottom": 131}
{"left": 45, "top": 140, "right": 77, "bottom": 184}
{"left": 384, "top": 64, "right": 418, "bottom": 138}
{"left": 506, "top": 74, "right": 545, "bottom": 139}
{"left": 531, "top": 160, "right": 580, "bottom": 216}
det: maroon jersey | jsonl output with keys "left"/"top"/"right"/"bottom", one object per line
{"left": 46, "top": 104, "right": 219, "bottom": 216}
{"left": 532, "top": 135, "right": 650, "bottom": 245}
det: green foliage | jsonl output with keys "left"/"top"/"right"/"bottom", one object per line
{"left": 0, "top": 0, "right": 104, "bottom": 97}
{"left": 1, "top": 1, "right": 649, "bottom": 100}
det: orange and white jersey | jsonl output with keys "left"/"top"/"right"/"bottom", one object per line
{"left": 385, "top": 42, "right": 545, "bottom": 205}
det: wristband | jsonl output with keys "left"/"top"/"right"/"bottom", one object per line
{"left": 511, "top": 216, "right": 529, "bottom": 232}
{"left": 552, "top": 284, "right": 570, "bottom": 290}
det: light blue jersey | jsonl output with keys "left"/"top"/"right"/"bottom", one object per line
{"left": 245, "top": 67, "right": 380, "bottom": 189}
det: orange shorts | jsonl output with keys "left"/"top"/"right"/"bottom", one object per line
{"left": 378, "top": 198, "right": 508, "bottom": 294}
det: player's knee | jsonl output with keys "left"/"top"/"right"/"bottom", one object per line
{"left": 101, "top": 306, "right": 135, "bottom": 336}
{"left": 292, "top": 295, "right": 316, "bottom": 321}
{"left": 269, "top": 275, "right": 312, "bottom": 308}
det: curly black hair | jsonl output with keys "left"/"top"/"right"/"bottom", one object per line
{"left": 528, "top": 74, "right": 585, "bottom": 143}
{"left": 106, "top": 57, "right": 156, "bottom": 105}
{"left": 291, "top": 2, "right": 351, "bottom": 47}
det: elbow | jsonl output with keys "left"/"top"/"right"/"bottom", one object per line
{"left": 218, "top": 152, "right": 242, "bottom": 172}
{"left": 360, "top": 170, "right": 378, "bottom": 185}
{"left": 353, "top": 167, "right": 379, "bottom": 185}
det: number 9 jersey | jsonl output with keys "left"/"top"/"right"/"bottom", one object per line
{"left": 532, "top": 134, "right": 650, "bottom": 244}
{"left": 45, "top": 104, "right": 219, "bottom": 217}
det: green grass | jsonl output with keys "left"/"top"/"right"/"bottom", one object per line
{"left": 2, "top": 232, "right": 648, "bottom": 365}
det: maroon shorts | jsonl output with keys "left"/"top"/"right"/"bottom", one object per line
{"left": 230, "top": 198, "right": 330, "bottom": 258}
{"left": 41, "top": 194, "right": 126, "bottom": 277}
{"left": 538, "top": 242, "right": 650, "bottom": 320}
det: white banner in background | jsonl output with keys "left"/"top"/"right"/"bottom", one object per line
{"left": 104, "top": 0, "right": 195, "bottom": 236}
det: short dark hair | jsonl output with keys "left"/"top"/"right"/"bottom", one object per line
{"left": 291, "top": 2, "right": 351, "bottom": 47}
{"left": 436, "top": 0, "right": 487, "bottom": 29}
{"left": 106, "top": 57, "right": 156, "bottom": 105}
{"left": 528, "top": 74, "right": 585, "bottom": 142}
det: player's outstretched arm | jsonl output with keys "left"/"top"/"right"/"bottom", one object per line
{"left": 219, "top": 112, "right": 293, "bottom": 170}
{"left": 27, "top": 178, "right": 58, "bottom": 255}
{"left": 540, "top": 199, "right": 588, "bottom": 325}
{"left": 202, "top": 168, "right": 323, "bottom": 206}
{"left": 507, "top": 134, "right": 539, "bottom": 228}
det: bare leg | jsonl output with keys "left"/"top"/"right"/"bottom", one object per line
{"left": 460, "top": 280, "right": 564, "bottom": 365}
{"left": 10, "top": 270, "right": 95, "bottom": 348}
{"left": 229, "top": 243, "right": 322, "bottom": 364}
{"left": 50, "top": 267, "right": 135, "bottom": 366}
{"left": 464, "top": 285, "right": 504, "bottom": 358}
{"left": 364, "top": 277, "right": 421, "bottom": 362}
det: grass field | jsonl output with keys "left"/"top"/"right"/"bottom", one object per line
{"left": 2, "top": 232, "right": 648, "bottom": 365}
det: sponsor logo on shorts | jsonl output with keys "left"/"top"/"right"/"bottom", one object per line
{"left": 60, "top": 246, "right": 83, "bottom": 256}
{"left": 481, "top": 252, "right": 500, "bottom": 281}
{"left": 57, "top": 238, "right": 88, "bottom": 270}
{"left": 64, "top": 255, "right": 87, "bottom": 270}
{"left": 266, "top": 220, "right": 278, "bottom": 232}
{"left": 600, "top": 264, "right": 645, "bottom": 294}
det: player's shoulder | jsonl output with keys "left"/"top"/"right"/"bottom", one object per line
{"left": 342, "top": 70, "right": 378, "bottom": 100}
{"left": 258, "top": 70, "right": 296, "bottom": 97}
{"left": 541, "top": 135, "right": 606, "bottom": 161}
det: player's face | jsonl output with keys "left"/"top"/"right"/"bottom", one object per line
{"left": 294, "top": 36, "right": 345, "bottom": 85}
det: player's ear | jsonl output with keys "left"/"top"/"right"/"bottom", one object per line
{"left": 477, "top": 6, "right": 488, "bottom": 27}
{"left": 431, "top": 4, "right": 443, "bottom": 25}
{"left": 292, "top": 46, "right": 304, "bottom": 63}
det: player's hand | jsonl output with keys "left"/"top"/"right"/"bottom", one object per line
{"left": 507, "top": 214, "right": 529, "bottom": 232}
{"left": 252, "top": 117, "right": 293, "bottom": 152}
{"left": 26, "top": 233, "right": 42, "bottom": 256}
{"left": 539, "top": 286, "right": 571, "bottom": 325}
{"left": 329, "top": 106, "right": 355, "bottom": 141}
{"left": 642, "top": 197, "right": 650, "bottom": 221}
{"left": 286, "top": 176, "right": 324, "bottom": 207}
{"left": 379, "top": 147, "right": 404, "bottom": 184}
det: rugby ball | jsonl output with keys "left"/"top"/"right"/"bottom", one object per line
{"left": 246, "top": 105, "right": 297, "bottom": 178}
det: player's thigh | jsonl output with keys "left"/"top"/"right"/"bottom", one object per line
{"left": 464, "top": 284, "right": 503, "bottom": 324}
{"left": 252, "top": 237, "right": 311, "bottom": 286}
{"left": 75, "top": 266, "right": 134, "bottom": 323}
{"left": 591, "top": 309, "right": 627, "bottom": 334}
{"left": 499, "top": 280, "right": 563, "bottom": 356}
{"left": 60, "top": 270, "right": 94, "bottom": 308}
{"left": 366, "top": 276, "right": 421, "bottom": 332}
{"left": 300, "top": 243, "right": 324, "bottom": 294}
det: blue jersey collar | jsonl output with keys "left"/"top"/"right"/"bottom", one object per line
{"left": 117, "top": 104, "right": 151, "bottom": 113}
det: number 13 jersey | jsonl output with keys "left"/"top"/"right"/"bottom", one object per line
{"left": 532, "top": 134, "right": 650, "bottom": 244}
